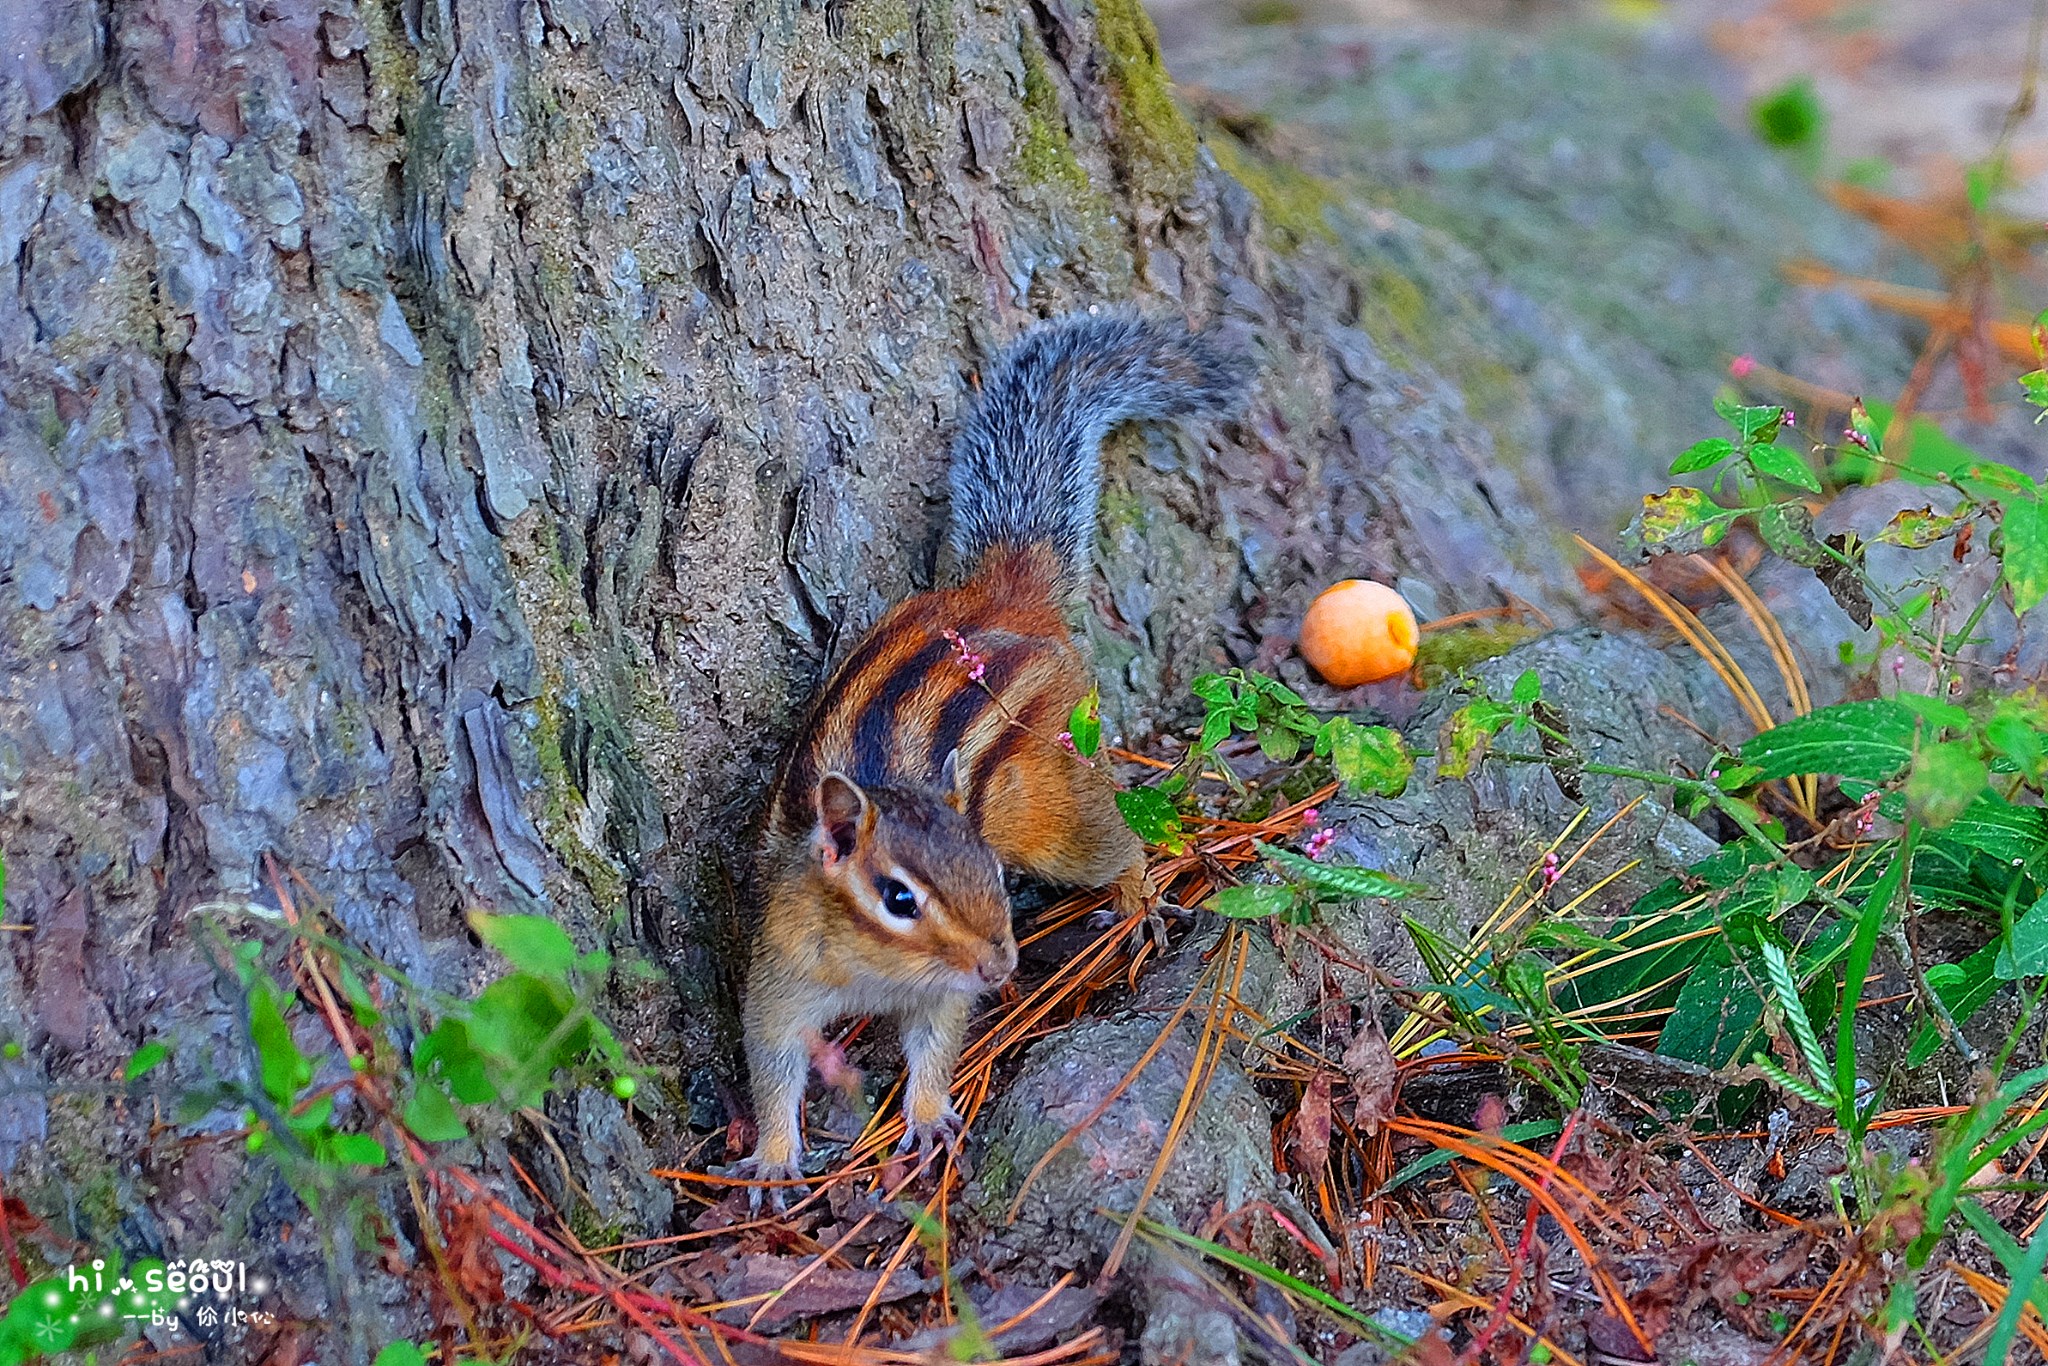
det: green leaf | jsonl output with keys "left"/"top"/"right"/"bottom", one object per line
{"left": 1510, "top": 669, "right": 1542, "bottom": 705}
{"left": 1999, "top": 891, "right": 2048, "bottom": 980}
{"left": 124, "top": 1042, "right": 170, "bottom": 1082}
{"left": 374, "top": 1345, "right": 432, "bottom": 1366}
{"left": 1713, "top": 762, "right": 1765, "bottom": 792}
{"left": 1981, "top": 1215, "right": 2048, "bottom": 1366}
{"left": 1746, "top": 441, "right": 1822, "bottom": 494}
{"left": 1197, "top": 707, "right": 1233, "bottom": 753}
{"left": 1732, "top": 404, "right": 1788, "bottom": 444}
{"left": 1626, "top": 486, "right": 1739, "bottom": 555}
{"left": 1438, "top": 700, "right": 1516, "bottom": 780}
{"left": 1211, "top": 885, "right": 1295, "bottom": 919}
{"left": 1115, "top": 787, "right": 1186, "bottom": 853}
{"left": 470, "top": 913, "right": 578, "bottom": 979}
{"left": 329, "top": 1133, "right": 389, "bottom": 1167}
{"left": 1065, "top": 688, "right": 1101, "bottom": 759}
{"left": 1657, "top": 952, "right": 1761, "bottom": 1067}
{"left": 1255, "top": 841, "right": 1423, "bottom": 900}
{"left": 2021, "top": 370, "right": 2048, "bottom": 412}
{"left": 416, "top": 1019, "right": 497, "bottom": 1104}
{"left": 1255, "top": 714, "right": 1302, "bottom": 763}
{"left": 1873, "top": 505, "right": 1964, "bottom": 550}
{"left": 1380, "top": 1119, "right": 1562, "bottom": 1193}
{"left": 1986, "top": 704, "right": 2047, "bottom": 783}
{"left": 1904, "top": 741, "right": 1990, "bottom": 831}
{"left": 1754, "top": 502, "right": 1823, "bottom": 564}
{"left": 248, "top": 978, "right": 312, "bottom": 1106}
{"left": 402, "top": 1081, "right": 471, "bottom": 1142}
{"left": 1912, "top": 941, "right": 2004, "bottom": 1063}
{"left": 2002, "top": 495, "right": 2048, "bottom": 615}
{"left": 1739, "top": 699, "right": 1920, "bottom": 783}
{"left": 1322, "top": 719, "right": 1413, "bottom": 797}
{"left": 1671, "top": 437, "right": 1734, "bottom": 474}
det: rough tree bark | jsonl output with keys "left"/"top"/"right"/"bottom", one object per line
{"left": 0, "top": 0, "right": 1572, "bottom": 1353}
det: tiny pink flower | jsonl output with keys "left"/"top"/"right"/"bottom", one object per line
{"left": 942, "top": 628, "right": 987, "bottom": 684}
{"left": 1782, "top": 410, "right": 1796, "bottom": 428}
{"left": 1843, "top": 427, "right": 1871, "bottom": 450}
{"left": 1304, "top": 828, "right": 1337, "bottom": 861}
{"left": 1729, "top": 354, "right": 1757, "bottom": 379}
{"left": 1539, "top": 850, "right": 1562, "bottom": 891}
{"left": 1299, "top": 808, "right": 1320, "bottom": 829}
{"left": 1891, "top": 653, "right": 1907, "bottom": 679}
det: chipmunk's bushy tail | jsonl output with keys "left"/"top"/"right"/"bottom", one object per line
{"left": 947, "top": 310, "right": 1250, "bottom": 587}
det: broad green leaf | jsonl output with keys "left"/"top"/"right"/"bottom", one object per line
{"left": 374, "top": 1345, "right": 432, "bottom": 1366}
{"left": 1732, "top": 404, "right": 1788, "bottom": 444}
{"left": 1188, "top": 673, "right": 1235, "bottom": 705}
{"left": 1754, "top": 502, "right": 1822, "bottom": 565}
{"left": 1904, "top": 741, "right": 1989, "bottom": 830}
{"left": 470, "top": 913, "right": 577, "bottom": 979}
{"left": 1626, "top": 486, "right": 1738, "bottom": 555}
{"left": 1894, "top": 693, "right": 1971, "bottom": 730}
{"left": 1986, "top": 705, "right": 2046, "bottom": 783}
{"left": 1998, "top": 891, "right": 2048, "bottom": 980}
{"left": 1656, "top": 952, "right": 1760, "bottom": 1067}
{"left": 402, "top": 1080, "right": 471, "bottom": 1142}
{"left": 416, "top": 1019, "right": 496, "bottom": 1104}
{"left": 1323, "top": 719, "right": 1413, "bottom": 797}
{"left": 1255, "top": 715, "right": 1302, "bottom": 763}
{"left": 2002, "top": 495, "right": 2048, "bottom": 615}
{"left": 124, "top": 1042, "right": 170, "bottom": 1082}
{"left": 1746, "top": 441, "right": 1821, "bottom": 494}
{"left": 1065, "top": 688, "right": 1101, "bottom": 759}
{"left": 1115, "top": 787, "right": 1186, "bottom": 853}
{"left": 1739, "top": 699, "right": 1919, "bottom": 783}
{"left": 1671, "top": 438, "right": 1734, "bottom": 474}
{"left": 1510, "top": 670, "right": 1542, "bottom": 705}
{"left": 1211, "top": 885, "right": 1295, "bottom": 919}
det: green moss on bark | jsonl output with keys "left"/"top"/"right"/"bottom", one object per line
{"left": 1092, "top": 0, "right": 1198, "bottom": 197}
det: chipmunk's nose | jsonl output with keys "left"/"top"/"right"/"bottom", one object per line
{"left": 980, "top": 935, "right": 1017, "bottom": 985}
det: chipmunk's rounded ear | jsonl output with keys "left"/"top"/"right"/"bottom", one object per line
{"left": 938, "top": 748, "right": 966, "bottom": 815}
{"left": 815, "top": 773, "right": 870, "bottom": 866}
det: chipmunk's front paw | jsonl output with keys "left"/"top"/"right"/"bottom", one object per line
{"left": 1088, "top": 897, "right": 1189, "bottom": 955}
{"left": 725, "top": 1151, "right": 807, "bottom": 1215}
{"left": 895, "top": 1106, "right": 969, "bottom": 1178}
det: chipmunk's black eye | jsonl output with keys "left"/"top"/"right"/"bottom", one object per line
{"left": 877, "top": 877, "right": 921, "bottom": 920}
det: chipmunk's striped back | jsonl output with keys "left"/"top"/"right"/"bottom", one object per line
{"left": 769, "top": 544, "right": 1083, "bottom": 842}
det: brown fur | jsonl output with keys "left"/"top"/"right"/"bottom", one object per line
{"left": 736, "top": 544, "right": 1146, "bottom": 1198}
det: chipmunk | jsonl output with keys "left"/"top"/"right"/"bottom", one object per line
{"left": 735, "top": 310, "right": 1249, "bottom": 1208}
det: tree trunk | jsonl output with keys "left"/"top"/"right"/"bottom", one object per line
{"left": 0, "top": 0, "right": 1568, "bottom": 1353}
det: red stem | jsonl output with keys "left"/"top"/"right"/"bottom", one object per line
{"left": 1455, "top": 1110, "right": 1581, "bottom": 1366}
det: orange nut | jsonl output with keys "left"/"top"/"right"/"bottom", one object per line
{"left": 1298, "top": 580, "right": 1419, "bottom": 686}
